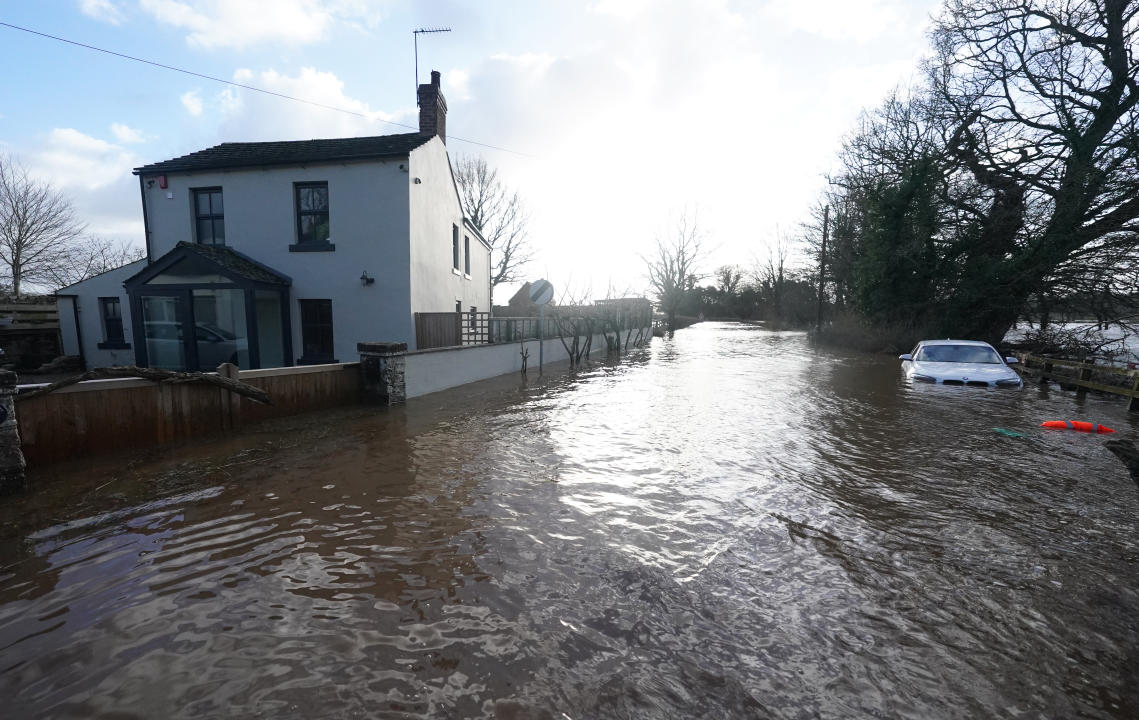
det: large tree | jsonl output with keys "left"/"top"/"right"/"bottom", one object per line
{"left": 0, "top": 155, "right": 87, "bottom": 297}
{"left": 811, "top": 0, "right": 1139, "bottom": 346}
{"left": 453, "top": 155, "right": 533, "bottom": 290}
{"left": 930, "top": 0, "right": 1139, "bottom": 341}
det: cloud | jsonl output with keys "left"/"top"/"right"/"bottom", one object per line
{"left": 110, "top": 123, "right": 147, "bottom": 144}
{"left": 761, "top": 0, "right": 926, "bottom": 42}
{"left": 587, "top": 0, "right": 651, "bottom": 20}
{"left": 78, "top": 0, "right": 126, "bottom": 25}
{"left": 28, "top": 128, "right": 139, "bottom": 192}
{"left": 489, "top": 53, "right": 557, "bottom": 77}
{"left": 213, "top": 67, "right": 410, "bottom": 141}
{"left": 137, "top": 0, "right": 386, "bottom": 49}
{"left": 445, "top": 68, "right": 472, "bottom": 102}
{"left": 180, "top": 90, "right": 203, "bottom": 116}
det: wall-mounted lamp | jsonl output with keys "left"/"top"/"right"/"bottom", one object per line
{"left": 360, "top": 270, "right": 375, "bottom": 286}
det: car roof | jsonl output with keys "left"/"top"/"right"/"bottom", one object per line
{"left": 916, "top": 339, "right": 995, "bottom": 347}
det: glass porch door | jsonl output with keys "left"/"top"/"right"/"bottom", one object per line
{"left": 141, "top": 295, "right": 186, "bottom": 370}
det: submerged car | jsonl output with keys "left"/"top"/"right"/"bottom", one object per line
{"left": 899, "top": 339, "right": 1023, "bottom": 387}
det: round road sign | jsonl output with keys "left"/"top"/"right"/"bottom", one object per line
{"left": 529, "top": 279, "right": 554, "bottom": 305}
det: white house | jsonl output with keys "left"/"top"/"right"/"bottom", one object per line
{"left": 59, "top": 71, "right": 491, "bottom": 371}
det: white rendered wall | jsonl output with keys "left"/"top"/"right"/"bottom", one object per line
{"left": 56, "top": 260, "right": 147, "bottom": 369}
{"left": 59, "top": 296, "right": 79, "bottom": 356}
{"left": 407, "top": 138, "right": 491, "bottom": 332}
{"left": 140, "top": 159, "right": 413, "bottom": 363}
{"left": 405, "top": 332, "right": 617, "bottom": 398}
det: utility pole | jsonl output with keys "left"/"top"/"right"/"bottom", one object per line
{"left": 816, "top": 205, "right": 829, "bottom": 333}
{"left": 413, "top": 27, "right": 451, "bottom": 103}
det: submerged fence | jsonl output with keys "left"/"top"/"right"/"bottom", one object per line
{"left": 16, "top": 362, "right": 362, "bottom": 466}
{"left": 1016, "top": 352, "right": 1139, "bottom": 411}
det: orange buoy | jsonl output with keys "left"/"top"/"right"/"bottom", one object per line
{"left": 1041, "top": 420, "right": 1116, "bottom": 434}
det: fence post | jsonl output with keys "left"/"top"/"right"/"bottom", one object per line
{"left": 0, "top": 371, "right": 26, "bottom": 494}
{"left": 358, "top": 342, "right": 407, "bottom": 405}
{"left": 1076, "top": 358, "right": 1093, "bottom": 396}
{"left": 1130, "top": 374, "right": 1139, "bottom": 413}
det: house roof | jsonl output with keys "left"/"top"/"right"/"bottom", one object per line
{"left": 134, "top": 132, "right": 434, "bottom": 175}
{"left": 124, "top": 242, "right": 291, "bottom": 288}
{"left": 55, "top": 258, "right": 148, "bottom": 293}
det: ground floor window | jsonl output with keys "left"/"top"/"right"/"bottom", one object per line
{"left": 299, "top": 299, "right": 334, "bottom": 364}
{"left": 99, "top": 297, "right": 125, "bottom": 345}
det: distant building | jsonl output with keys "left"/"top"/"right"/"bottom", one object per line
{"left": 59, "top": 72, "right": 491, "bottom": 371}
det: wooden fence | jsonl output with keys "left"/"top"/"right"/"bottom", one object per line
{"left": 0, "top": 299, "right": 62, "bottom": 369}
{"left": 414, "top": 312, "right": 460, "bottom": 349}
{"left": 1016, "top": 352, "right": 1139, "bottom": 411}
{"left": 415, "top": 311, "right": 492, "bottom": 349}
{"left": 0, "top": 301, "right": 59, "bottom": 330}
{"left": 16, "top": 362, "right": 362, "bottom": 466}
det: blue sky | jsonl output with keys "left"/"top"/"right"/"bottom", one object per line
{"left": 0, "top": 0, "right": 941, "bottom": 300}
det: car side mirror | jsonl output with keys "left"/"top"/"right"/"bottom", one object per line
{"left": 1004, "top": 357, "right": 1019, "bottom": 364}
{"left": 898, "top": 353, "right": 913, "bottom": 361}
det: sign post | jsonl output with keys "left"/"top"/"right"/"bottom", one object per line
{"left": 529, "top": 279, "right": 554, "bottom": 375}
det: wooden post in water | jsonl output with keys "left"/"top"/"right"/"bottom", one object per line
{"left": 0, "top": 371, "right": 26, "bottom": 494}
{"left": 217, "top": 362, "right": 241, "bottom": 431}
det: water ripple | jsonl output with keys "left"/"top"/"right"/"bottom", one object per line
{"left": 1, "top": 323, "right": 1137, "bottom": 718}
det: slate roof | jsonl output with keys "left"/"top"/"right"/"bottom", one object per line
{"left": 134, "top": 132, "right": 433, "bottom": 175}
{"left": 182, "top": 242, "right": 291, "bottom": 285}
{"left": 125, "top": 242, "right": 292, "bottom": 287}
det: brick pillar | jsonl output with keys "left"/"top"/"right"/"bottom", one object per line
{"left": 0, "top": 371, "right": 26, "bottom": 494}
{"left": 358, "top": 342, "right": 407, "bottom": 405}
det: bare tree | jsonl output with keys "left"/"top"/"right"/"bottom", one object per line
{"left": 644, "top": 211, "right": 705, "bottom": 330}
{"left": 453, "top": 155, "right": 533, "bottom": 290}
{"left": 550, "top": 287, "right": 596, "bottom": 368}
{"left": 754, "top": 231, "right": 794, "bottom": 320}
{"left": 0, "top": 155, "right": 87, "bottom": 297}
{"left": 47, "top": 237, "right": 146, "bottom": 289}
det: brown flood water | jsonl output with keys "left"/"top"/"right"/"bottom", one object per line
{"left": 1, "top": 322, "right": 1138, "bottom": 719}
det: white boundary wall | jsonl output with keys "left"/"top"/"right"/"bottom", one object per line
{"left": 405, "top": 332, "right": 617, "bottom": 398}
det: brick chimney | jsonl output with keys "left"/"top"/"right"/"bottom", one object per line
{"left": 418, "top": 70, "right": 447, "bottom": 143}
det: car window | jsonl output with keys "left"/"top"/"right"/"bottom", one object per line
{"left": 914, "top": 344, "right": 1002, "bottom": 363}
{"left": 198, "top": 323, "right": 236, "bottom": 340}
{"left": 145, "top": 322, "right": 181, "bottom": 340}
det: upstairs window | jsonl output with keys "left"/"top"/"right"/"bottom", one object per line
{"left": 100, "top": 297, "right": 125, "bottom": 344}
{"left": 464, "top": 235, "right": 471, "bottom": 275}
{"left": 452, "top": 224, "right": 460, "bottom": 270}
{"left": 295, "top": 183, "right": 330, "bottom": 245}
{"left": 194, "top": 188, "right": 224, "bottom": 245}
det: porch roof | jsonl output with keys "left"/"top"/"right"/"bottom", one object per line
{"left": 124, "top": 242, "right": 292, "bottom": 289}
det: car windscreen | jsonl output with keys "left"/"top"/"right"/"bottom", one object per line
{"left": 914, "top": 344, "right": 1002, "bottom": 363}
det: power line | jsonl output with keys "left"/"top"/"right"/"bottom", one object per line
{"left": 0, "top": 21, "right": 529, "bottom": 156}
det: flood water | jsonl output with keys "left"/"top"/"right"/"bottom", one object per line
{"left": 2, "top": 322, "right": 1138, "bottom": 719}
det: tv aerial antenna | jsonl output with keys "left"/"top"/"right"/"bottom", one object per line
{"left": 414, "top": 27, "right": 451, "bottom": 104}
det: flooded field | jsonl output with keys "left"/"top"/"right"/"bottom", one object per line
{"left": 2, "top": 322, "right": 1137, "bottom": 719}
